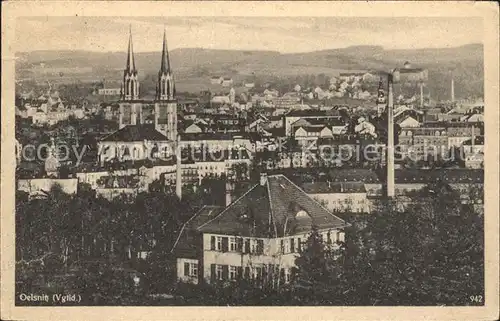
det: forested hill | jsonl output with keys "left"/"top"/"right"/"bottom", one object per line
{"left": 16, "top": 44, "right": 483, "bottom": 101}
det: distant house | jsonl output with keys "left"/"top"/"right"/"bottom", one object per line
{"left": 302, "top": 181, "right": 371, "bottom": 214}
{"left": 98, "top": 88, "right": 122, "bottom": 96}
{"left": 184, "top": 122, "right": 204, "bottom": 134}
{"left": 17, "top": 178, "right": 78, "bottom": 199}
{"left": 221, "top": 77, "right": 233, "bottom": 87}
{"left": 211, "top": 96, "right": 231, "bottom": 104}
{"left": 339, "top": 72, "right": 365, "bottom": 82}
{"left": 395, "top": 62, "right": 429, "bottom": 82}
{"left": 210, "top": 76, "right": 223, "bottom": 85}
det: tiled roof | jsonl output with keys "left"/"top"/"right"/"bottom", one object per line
{"left": 171, "top": 206, "right": 224, "bottom": 258}
{"left": 297, "top": 126, "right": 327, "bottom": 133}
{"left": 286, "top": 110, "right": 327, "bottom": 117}
{"left": 198, "top": 175, "right": 347, "bottom": 237}
{"left": 100, "top": 125, "right": 169, "bottom": 142}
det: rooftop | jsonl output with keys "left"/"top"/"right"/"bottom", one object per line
{"left": 198, "top": 175, "right": 347, "bottom": 237}
{"left": 171, "top": 205, "right": 224, "bottom": 258}
{"left": 100, "top": 125, "right": 170, "bottom": 142}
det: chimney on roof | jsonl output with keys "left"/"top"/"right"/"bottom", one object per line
{"left": 175, "top": 135, "right": 182, "bottom": 200}
{"left": 260, "top": 172, "right": 268, "bottom": 186}
{"left": 225, "top": 180, "right": 232, "bottom": 206}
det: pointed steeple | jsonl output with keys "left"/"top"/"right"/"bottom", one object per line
{"left": 160, "top": 27, "right": 171, "bottom": 74}
{"left": 157, "top": 27, "right": 175, "bottom": 101}
{"left": 122, "top": 25, "right": 139, "bottom": 101}
{"left": 126, "top": 25, "right": 136, "bottom": 74}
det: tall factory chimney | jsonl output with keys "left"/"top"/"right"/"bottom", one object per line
{"left": 420, "top": 81, "right": 424, "bottom": 108}
{"left": 386, "top": 72, "right": 396, "bottom": 198}
{"left": 471, "top": 125, "right": 476, "bottom": 150}
{"left": 451, "top": 77, "right": 455, "bottom": 102}
{"left": 175, "top": 135, "right": 182, "bottom": 200}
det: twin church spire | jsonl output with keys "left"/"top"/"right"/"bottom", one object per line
{"left": 121, "top": 27, "right": 175, "bottom": 101}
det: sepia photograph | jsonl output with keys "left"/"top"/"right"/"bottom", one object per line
{"left": 1, "top": 1, "right": 499, "bottom": 320}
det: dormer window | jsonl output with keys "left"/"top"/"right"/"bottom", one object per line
{"left": 296, "top": 210, "right": 310, "bottom": 218}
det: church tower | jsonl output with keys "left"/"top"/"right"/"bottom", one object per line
{"left": 119, "top": 27, "right": 142, "bottom": 129}
{"left": 376, "top": 77, "right": 387, "bottom": 117}
{"left": 155, "top": 28, "right": 177, "bottom": 140}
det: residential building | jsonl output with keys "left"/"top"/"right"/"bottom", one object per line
{"left": 302, "top": 181, "right": 371, "bottom": 213}
{"left": 172, "top": 174, "right": 348, "bottom": 285}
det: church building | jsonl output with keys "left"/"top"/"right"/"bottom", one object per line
{"left": 99, "top": 28, "right": 178, "bottom": 164}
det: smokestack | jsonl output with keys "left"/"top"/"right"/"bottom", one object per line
{"left": 471, "top": 125, "right": 475, "bottom": 150}
{"left": 387, "top": 73, "right": 395, "bottom": 198}
{"left": 451, "top": 77, "right": 455, "bottom": 102}
{"left": 175, "top": 135, "right": 182, "bottom": 200}
{"left": 225, "top": 180, "right": 232, "bottom": 206}
{"left": 420, "top": 82, "right": 424, "bottom": 108}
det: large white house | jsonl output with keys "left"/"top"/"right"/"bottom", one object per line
{"left": 172, "top": 174, "right": 348, "bottom": 285}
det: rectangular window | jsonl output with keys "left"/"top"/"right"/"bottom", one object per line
{"left": 244, "top": 239, "right": 251, "bottom": 253}
{"left": 251, "top": 240, "right": 257, "bottom": 253}
{"left": 256, "top": 240, "right": 264, "bottom": 254}
{"left": 280, "top": 240, "right": 285, "bottom": 254}
{"left": 190, "top": 263, "right": 198, "bottom": 277}
{"left": 229, "top": 266, "right": 237, "bottom": 280}
{"left": 216, "top": 265, "right": 224, "bottom": 280}
{"left": 298, "top": 238, "right": 302, "bottom": 252}
{"left": 244, "top": 266, "right": 250, "bottom": 279}
{"left": 327, "top": 232, "right": 332, "bottom": 244}
{"left": 236, "top": 238, "right": 243, "bottom": 252}
{"left": 184, "top": 262, "right": 189, "bottom": 277}
{"left": 222, "top": 237, "right": 229, "bottom": 252}
{"left": 210, "top": 236, "right": 216, "bottom": 250}
{"left": 229, "top": 237, "right": 237, "bottom": 252}
{"left": 290, "top": 238, "right": 295, "bottom": 253}
{"left": 216, "top": 237, "right": 223, "bottom": 251}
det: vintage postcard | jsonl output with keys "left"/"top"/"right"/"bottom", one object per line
{"left": 1, "top": 1, "right": 499, "bottom": 320}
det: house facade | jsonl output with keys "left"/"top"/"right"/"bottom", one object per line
{"left": 172, "top": 174, "right": 347, "bottom": 285}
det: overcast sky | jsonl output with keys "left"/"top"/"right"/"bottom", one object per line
{"left": 16, "top": 16, "right": 483, "bottom": 53}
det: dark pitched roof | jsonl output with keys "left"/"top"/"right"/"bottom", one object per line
{"left": 197, "top": 175, "right": 347, "bottom": 237}
{"left": 296, "top": 126, "right": 328, "bottom": 133}
{"left": 263, "top": 127, "right": 285, "bottom": 137}
{"left": 286, "top": 110, "right": 327, "bottom": 117}
{"left": 399, "top": 68, "right": 425, "bottom": 73}
{"left": 171, "top": 206, "right": 224, "bottom": 258}
{"left": 463, "top": 136, "right": 484, "bottom": 145}
{"left": 100, "top": 125, "right": 169, "bottom": 142}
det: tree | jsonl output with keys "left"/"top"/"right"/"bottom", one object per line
{"left": 293, "top": 226, "right": 343, "bottom": 304}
